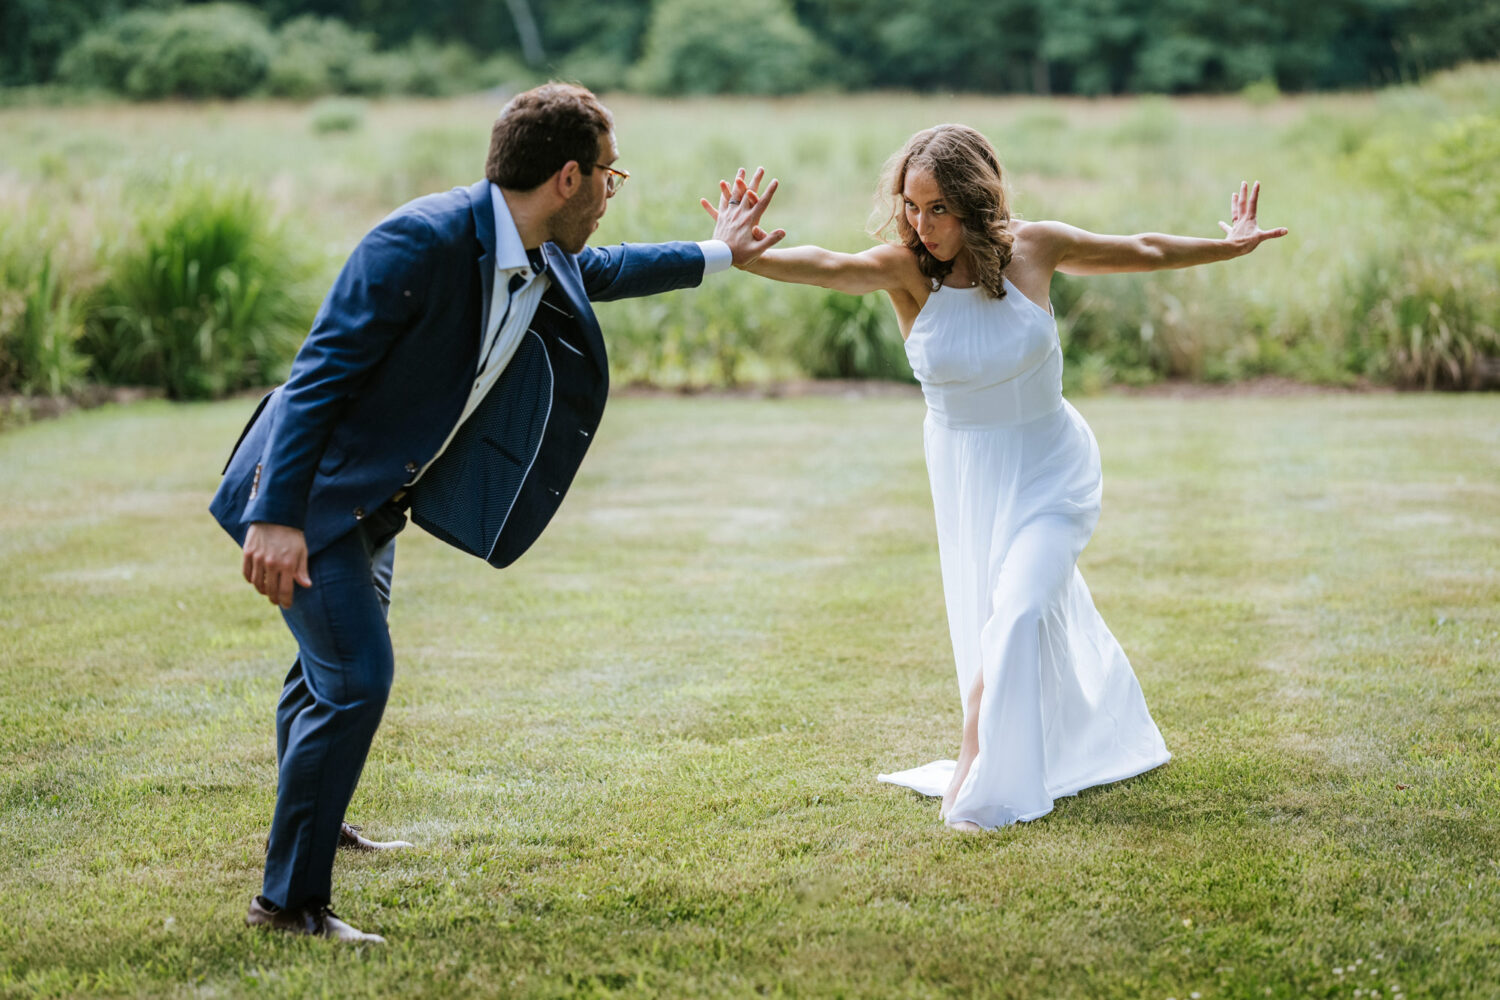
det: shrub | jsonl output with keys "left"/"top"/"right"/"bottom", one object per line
{"left": 629, "top": 0, "right": 825, "bottom": 96}
{"left": 1240, "top": 78, "right": 1282, "bottom": 107}
{"left": 84, "top": 177, "right": 318, "bottom": 400}
{"left": 123, "top": 4, "right": 275, "bottom": 100}
{"left": 388, "top": 38, "right": 479, "bottom": 97}
{"left": 309, "top": 98, "right": 365, "bottom": 134}
{"left": 555, "top": 46, "right": 631, "bottom": 93}
{"left": 265, "top": 16, "right": 379, "bottom": 99}
{"left": 794, "top": 291, "right": 912, "bottom": 381}
{"left": 1350, "top": 110, "right": 1500, "bottom": 388}
{"left": 0, "top": 195, "right": 96, "bottom": 397}
{"left": 55, "top": 10, "right": 168, "bottom": 92}
{"left": 0, "top": 253, "right": 89, "bottom": 397}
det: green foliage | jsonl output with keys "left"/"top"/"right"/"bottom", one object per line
{"left": 264, "top": 15, "right": 379, "bottom": 99}
{"left": 1346, "top": 105, "right": 1500, "bottom": 388}
{"left": 16, "top": 0, "right": 1500, "bottom": 98}
{"left": 794, "top": 291, "right": 912, "bottom": 381}
{"left": 0, "top": 253, "right": 90, "bottom": 397}
{"left": 387, "top": 38, "right": 479, "bottom": 98}
{"left": 84, "top": 177, "right": 317, "bottom": 400}
{"left": 603, "top": 280, "right": 800, "bottom": 388}
{"left": 55, "top": 9, "right": 169, "bottom": 93}
{"left": 1349, "top": 260, "right": 1500, "bottom": 389}
{"left": 1344, "top": 102, "right": 1500, "bottom": 389}
{"left": 630, "top": 0, "right": 825, "bottom": 96}
{"left": 2, "top": 65, "right": 1499, "bottom": 396}
{"left": 308, "top": 97, "right": 365, "bottom": 133}
{"left": 553, "top": 46, "right": 633, "bottom": 93}
{"left": 0, "top": 0, "right": 137, "bottom": 87}
{"left": 1240, "top": 78, "right": 1281, "bottom": 107}
{"left": 0, "top": 194, "right": 98, "bottom": 398}
{"left": 117, "top": 4, "right": 275, "bottom": 100}
{"left": 538, "top": 0, "right": 655, "bottom": 81}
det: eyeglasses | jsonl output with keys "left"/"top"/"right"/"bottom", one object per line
{"left": 596, "top": 163, "right": 629, "bottom": 196}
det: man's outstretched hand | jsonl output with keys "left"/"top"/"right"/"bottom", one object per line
{"left": 702, "top": 166, "right": 786, "bottom": 268}
{"left": 243, "top": 522, "right": 311, "bottom": 610}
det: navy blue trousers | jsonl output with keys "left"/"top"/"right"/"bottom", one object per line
{"left": 263, "top": 511, "right": 402, "bottom": 910}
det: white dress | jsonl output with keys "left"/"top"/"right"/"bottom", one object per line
{"left": 878, "top": 277, "right": 1171, "bottom": 829}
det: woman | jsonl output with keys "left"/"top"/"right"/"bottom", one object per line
{"left": 704, "top": 125, "right": 1287, "bottom": 830}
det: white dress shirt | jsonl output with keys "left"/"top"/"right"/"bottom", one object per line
{"left": 412, "top": 183, "right": 732, "bottom": 483}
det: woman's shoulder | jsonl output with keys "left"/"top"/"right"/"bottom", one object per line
{"left": 865, "top": 239, "right": 918, "bottom": 267}
{"left": 1009, "top": 218, "right": 1064, "bottom": 244}
{"left": 864, "top": 240, "right": 925, "bottom": 291}
{"left": 1009, "top": 219, "right": 1081, "bottom": 255}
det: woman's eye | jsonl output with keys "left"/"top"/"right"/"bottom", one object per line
{"left": 933, "top": 206, "right": 946, "bottom": 215}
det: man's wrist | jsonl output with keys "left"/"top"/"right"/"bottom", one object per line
{"left": 697, "top": 240, "right": 733, "bottom": 276}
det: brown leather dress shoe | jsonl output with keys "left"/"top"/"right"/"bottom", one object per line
{"left": 339, "top": 822, "right": 414, "bottom": 851}
{"left": 245, "top": 895, "right": 386, "bottom": 943}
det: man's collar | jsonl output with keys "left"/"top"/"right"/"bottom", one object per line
{"left": 490, "top": 182, "right": 531, "bottom": 272}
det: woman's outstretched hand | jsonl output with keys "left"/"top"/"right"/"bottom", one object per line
{"left": 1219, "top": 180, "right": 1289, "bottom": 255}
{"left": 702, "top": 166, "right": 787, "bottom": 268}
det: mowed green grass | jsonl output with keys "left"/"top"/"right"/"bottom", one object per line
{"left": 1, "top": 391, "right": 1497, "bottom": 998}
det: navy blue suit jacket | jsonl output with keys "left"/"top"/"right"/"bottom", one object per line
{"left": 210, "top": 180, "right": 705, "bottom": 561}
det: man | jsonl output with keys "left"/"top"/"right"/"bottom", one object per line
{"left": 210, "top": 83, "right": 783, "bottom": 943}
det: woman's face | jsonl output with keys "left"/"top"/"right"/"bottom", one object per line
{"left": 902, "top": 167, "right": 963, "bottom": 262}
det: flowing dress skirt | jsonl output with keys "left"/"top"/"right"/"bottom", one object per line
{"left": 879, "top": 400, "right": 1171, "bottom": 829}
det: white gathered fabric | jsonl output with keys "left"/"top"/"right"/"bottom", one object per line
{"left": 878, "top": 278, "right": 1171, "bottom": 829}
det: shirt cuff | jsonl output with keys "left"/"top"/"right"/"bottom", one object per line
{"left": 697, "top": 240, "right": 733, "bottom": 276}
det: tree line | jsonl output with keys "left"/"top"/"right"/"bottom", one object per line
{"left": 3, "top": 0, "right": 1497, "bottom": 98}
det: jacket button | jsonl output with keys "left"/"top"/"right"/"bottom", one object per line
{"left": 404, "top": 461, "right": 418, "bottom": 474}
{"left": 353, "top": 507, "right": 365, "bottom": 520}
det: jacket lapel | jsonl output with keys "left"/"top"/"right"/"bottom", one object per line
{"left": 541, "top": 242, "right": 608, "bottom": 379}
{"left": 468, "top": 180, "right": 497, "bottom": 348}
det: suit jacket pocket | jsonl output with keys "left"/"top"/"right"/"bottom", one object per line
{"left": 222, "top": 390, "right": 275, "bottom": 475}
{"left": 317, "top": 441, "right": 349, "bottom": 476}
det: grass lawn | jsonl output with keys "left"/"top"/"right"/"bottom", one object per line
{"left": 1, "top": 390, "right": 1497, "bottom": 998}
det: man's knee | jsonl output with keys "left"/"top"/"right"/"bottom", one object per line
{"left": 341, "top": 648, "right": 394, "bottom": 716}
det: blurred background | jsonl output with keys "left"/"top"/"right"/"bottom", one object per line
{"left": 1, "top": 0, "right": 1498, "bottom": 412}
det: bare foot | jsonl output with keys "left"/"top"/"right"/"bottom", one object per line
{"left": 941, "top": 673, "right": 985, "bottom": 821}
{"left": 939, "top": 746, "right": 977, "bottom": 820}
{"left": 945, "top": 820, "right": 983, "bottom": 833}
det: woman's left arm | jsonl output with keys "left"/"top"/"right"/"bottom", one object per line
{"left": 1035, "top": 181, "right": 1288, "bottom": 276}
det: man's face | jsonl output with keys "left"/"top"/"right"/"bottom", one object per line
{"left": 551, "top": 132, "right": 618, "bottom": 254}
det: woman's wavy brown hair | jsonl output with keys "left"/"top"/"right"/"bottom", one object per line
{"left": 871, "top": 124, "right": 1014, "bottom": 299}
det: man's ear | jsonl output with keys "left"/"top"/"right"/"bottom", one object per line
{"left": 556, "top": 161, "right": 582, "bottom": 197}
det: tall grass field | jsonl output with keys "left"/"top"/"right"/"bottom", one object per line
{"left": 2, "top": 65, "right": 1499, "bottom": 399}
{"left": 2, "top": 390, "right": 1498, "bottom": 997}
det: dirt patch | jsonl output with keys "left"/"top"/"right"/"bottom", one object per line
{"left": 616, "top": 378, "right": 922, "bottom": 400}
{"left": 619, "top": 376, "right": 1398, "bottom": 401}
{"left": 1109, "top": 376, "right": 1395, "bottom": 399}
{"left": 0, "top": 386, "right": 164, "bottom": 429}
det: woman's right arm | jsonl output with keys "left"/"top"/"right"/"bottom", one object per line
{"left": 738, "top": 243, "right": 910, "bottom": 296}
{"left": 701, "top": 168, "right": 917, "bottom": 297}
